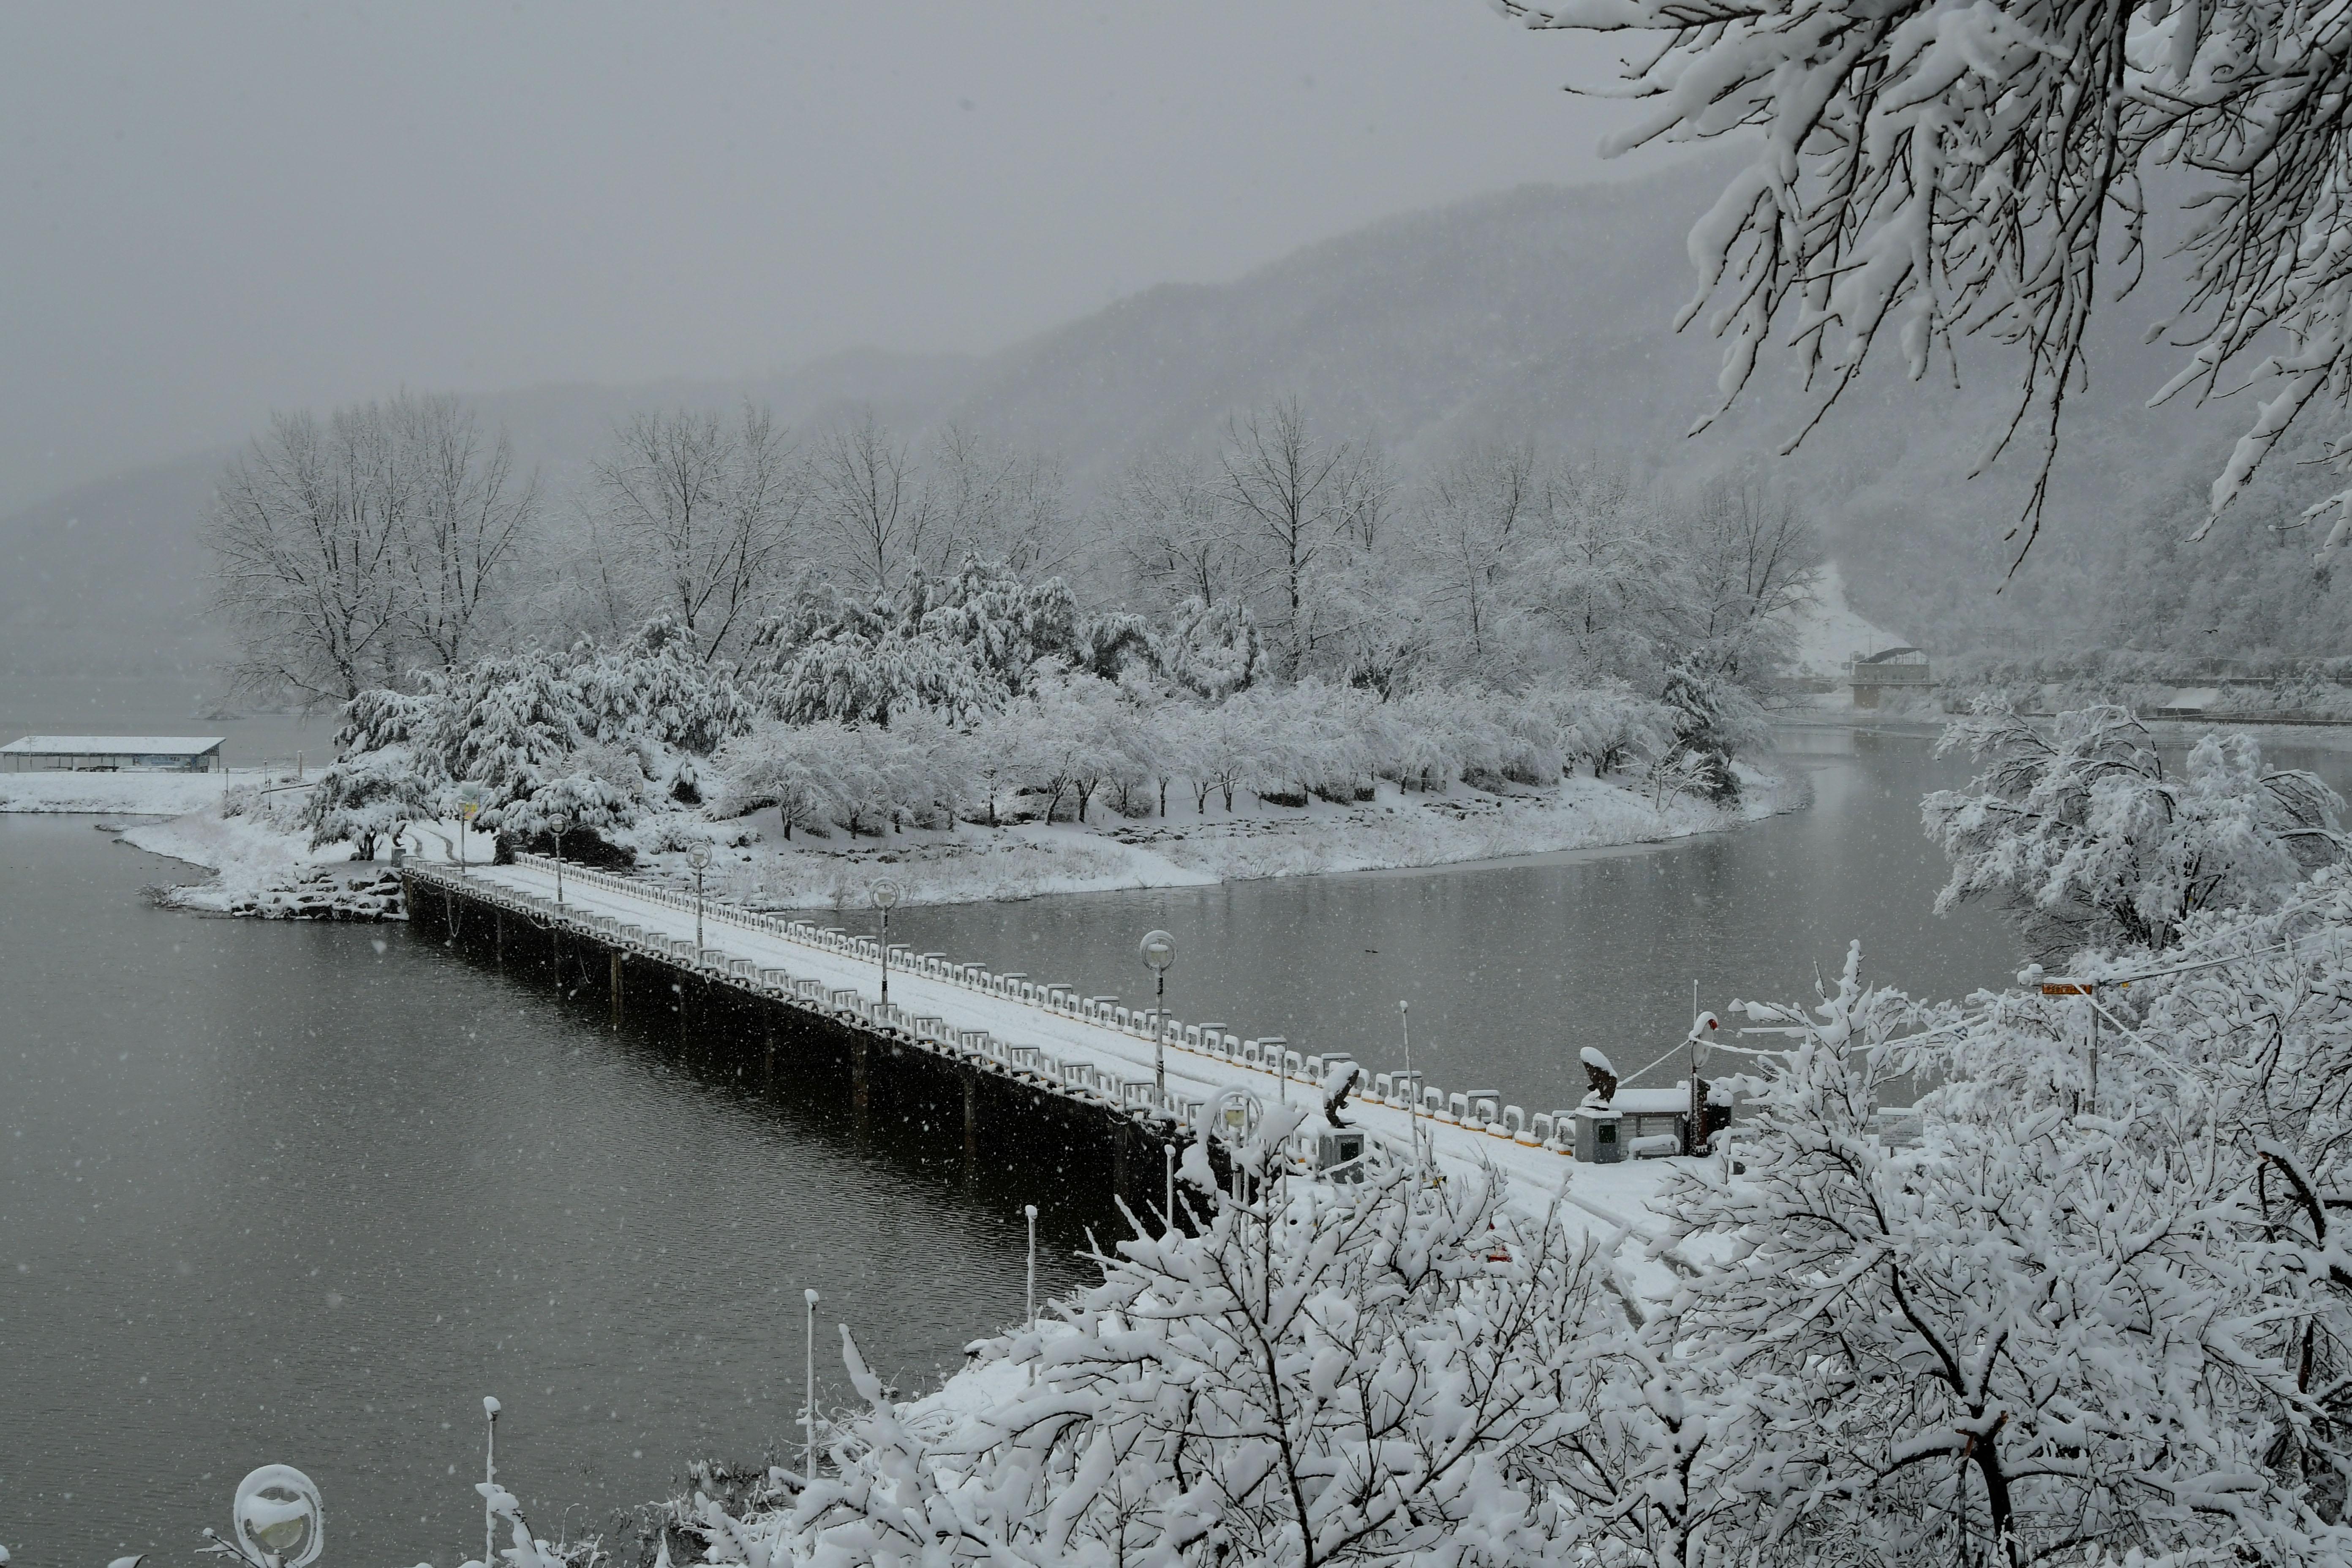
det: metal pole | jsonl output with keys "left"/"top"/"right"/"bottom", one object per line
{"left": 1164, "top": 1142, "right": 1175, "bottom": 1233}
{"left": 803, "top": 1288, "right": 818, "bottom": 1476}
{"left": 1399, "top": 1000, "right": 1418, "bottom": 1177}
{"left": 1154, "top": 971, "right": 1166, "bottom": 1097}
{"left": 2088, "top": 996, "right": 2100, "bottom": 1118}
{"left": 1024, "top": 1203, "right": 1037, "bottom": 1331}
{"left": 482, "top": 1396, "right": 500, "bottom": 1568}
{"left": 553, "top": 829, "right": 564, "bottom": 906}
{"left": 695, "top": 868, "right": 705, "bottom": 951}
{"left": 879, "top": 906, "right": 889, "bottom": 1009}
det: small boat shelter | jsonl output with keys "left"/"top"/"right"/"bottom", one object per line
{"left": 0, "top": 735, "right": 226, "bottom": 773}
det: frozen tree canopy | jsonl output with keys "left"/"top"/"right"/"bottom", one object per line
{"left": 1497, "top": 0, "right": 2352, "bottom": 557}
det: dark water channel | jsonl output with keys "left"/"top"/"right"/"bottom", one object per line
{"left": 8, "top": 722, "right": 2347, "bottom": 1565}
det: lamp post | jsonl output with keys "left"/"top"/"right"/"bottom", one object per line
{"left": 1024, "top": 1203, "right": 1038, "bottom": 1331}
{"left": 1139, "top": 929, "right": 1176, "bottom": 1099}
{"left": 687, "top": 844, "right": 711, "bottom": 951}
{"left": 456, "top": 782, "right": 483, "bottom": 875}
{"left": 548, "top": 812, "right": 569, "bottom": 906}
{"left": 803, "top": 1287, "right": 819, "bottom": 1477}
{"left": 870, "top": 877, "right": 904, "bottom": 1010}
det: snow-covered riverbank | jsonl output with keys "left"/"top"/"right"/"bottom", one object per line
{"left": 119, "top": 762, "right": 1807, "bottom": 913}
{"left": 0, "top": 768, "right": 267, "bottom": 814}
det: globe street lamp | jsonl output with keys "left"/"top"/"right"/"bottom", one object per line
{"left": 870, "top": 877, "right": 904, "bottom": 1008}
{"left": 201, "top": 1464, "right": 324, "bottom": 1568}
{"left": 548, "top": 812, "right": 569, "bottom": 906}
{"left": 1139, "top": 929, "right": 1176, "bottom": 1099}
{"left": 686, "top": 844, "right": 712, "bottom": 951}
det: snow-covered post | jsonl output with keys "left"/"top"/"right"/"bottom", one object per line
{"left": 548, "top": 812, "right": 569, "bottom": 906}
{"left": 870, "top": 878, "right": 903, "bottom": 1007}
{"left": 802, "top": 1288, "right": 818, "bottom": 1477}
{"left": 1398, "top": 999, "right": 1420, "bottom": 1177}
{"left": 686, "top": 844, "right": 711, "bottom": 951}
{"left": 481, "top": 1395, "right": 500, "bottom": 1568}
{"left": 1140, "top": 929, "right": 1176, "bottom": 1097}
{"left": 1024, "top": 1203, "right": 1038, "bottom": 1331}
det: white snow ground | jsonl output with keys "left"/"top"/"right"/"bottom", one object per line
{"left": 114, "top": 765, "right": 1806, "bottom": 913}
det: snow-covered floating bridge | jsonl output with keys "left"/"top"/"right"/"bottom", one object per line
{"left": 400, "top": 854, "right": 1686, "bottom": 1222}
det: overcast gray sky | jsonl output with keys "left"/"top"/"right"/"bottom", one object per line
{"left": 0, "top": 2, "right": 1634, "bottom": 512}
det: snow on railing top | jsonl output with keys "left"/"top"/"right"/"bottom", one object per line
{"left": 411, "top": 855, "right": 1599, "bottom": 1159}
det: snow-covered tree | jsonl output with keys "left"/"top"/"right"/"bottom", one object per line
{"left": 759, "top": 1115, "right": 1624, "bottom": 1568}
{"left": 1156, "top": 596, "right": 1268, "bottom": 702}
{"left": 582, "top": 403, "right": 803, "bottom": 662}
{"left": 746, "top": 558, "right": 1111, "bottom": 726}
{"left": 303, "top": 686, "right": 443, "bottom": 859}
{"left": 303, "top": 743, "right": 435, "bottom": 860}
{"left": 1492, "top": 0, "right": 2352, "bottom": 555}
{"left": 708, "top": 719, "right": 852, "bottom": 839}
{"left": 1645, "top": 943, "right": 2352, "bottom": 1566}
{"left": 1925, "top": 701, "right": 2343, "bottom": 955}
{"left": 1660, "top": 655, "right": 1767, "bottom": 802}
{"left": 420, "top": 651, "right": 593, "bottom": 838}
{"left": 573, "top": 615, "right": 752, "bottom": 797}
{"left": 1008, "top": 676, "right": 1150, "bottom": 825}
{"left": 203, "top": 394, "right": 543, "bottom": 705}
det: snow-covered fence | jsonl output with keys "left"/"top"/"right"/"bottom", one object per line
{"left": 420, "top": 857, "right": 1605, "bottom": 1166}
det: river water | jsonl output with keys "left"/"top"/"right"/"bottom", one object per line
{"left": 7, "top": 723, "right": 2345, "bottom": 1565}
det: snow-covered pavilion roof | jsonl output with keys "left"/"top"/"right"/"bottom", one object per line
{"left": 1, "top": 735, "right": 225, "bottom": 756}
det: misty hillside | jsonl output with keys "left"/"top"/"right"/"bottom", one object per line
{"left": 3, "top": 152, "right": 2324, "bottom": 679}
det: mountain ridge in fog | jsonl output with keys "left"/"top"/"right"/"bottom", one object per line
{"left": 1, "top": 152, "right": 2317, "bottom": 679}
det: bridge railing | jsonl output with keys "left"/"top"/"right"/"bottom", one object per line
{"left": 425, "top": 856, "right": 1582, "bottom": 1155}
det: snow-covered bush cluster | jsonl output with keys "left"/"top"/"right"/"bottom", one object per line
{"left": 304, "top": 550, "right": 1773, "bottom": 860}
{"left": 304, "top": 615, "right": 748, "bottom": 859}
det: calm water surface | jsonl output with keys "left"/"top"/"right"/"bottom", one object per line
{"left": 9, "top": 722, "right": 2345, "bottom": 1565}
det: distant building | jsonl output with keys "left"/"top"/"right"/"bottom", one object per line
{"left": 0, "top": 735, "right": 225, "bottom": 773}
{"left": 1846, "top": 647, "right": 1931, "bottom": 708}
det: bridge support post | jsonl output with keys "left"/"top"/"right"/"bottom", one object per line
{"left": 495, "top": 908, "right": 502, "bottom": 966}
{"left": 762, "top": 1012, "right": 776, "bottom": 1089}
{"left": 851, "top": 1035, "right": 870, "bottom": 1116}
{"left": 962, "top": 1069, "right": 979, "bottom": 1184}
{"left": 610, "top": 951, "right": 623, "bottom": 1025}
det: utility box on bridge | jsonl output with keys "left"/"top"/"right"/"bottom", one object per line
{"left": 1571, "top": 1106, "right": 1625, "bottom": 1163}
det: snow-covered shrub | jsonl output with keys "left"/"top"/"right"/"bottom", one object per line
{"left": 1925, "top": 701, "right": 2343, "bottom": 956}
